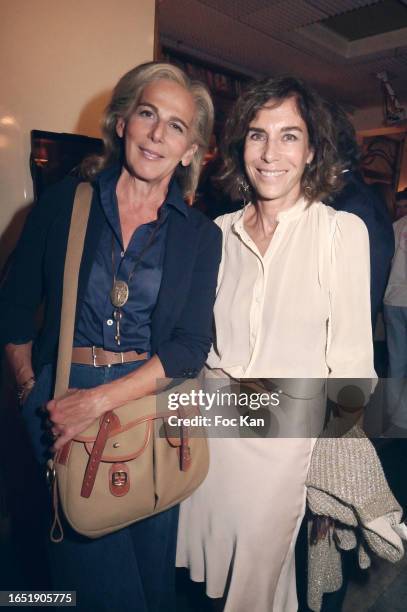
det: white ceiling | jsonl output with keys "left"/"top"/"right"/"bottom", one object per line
{"left": 158, "top": 0, "right": 407, "bottom": 109}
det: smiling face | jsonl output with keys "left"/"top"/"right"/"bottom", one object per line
{"left": 243, "top": 96, "right": 314, "bottom": 209}
{"left": 116, "top": 78, "right": 198, "bottom": 188}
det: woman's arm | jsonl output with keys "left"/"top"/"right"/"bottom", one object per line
{"left": 4, "top": 341, "right": 35, "bottom": 404}
{"left": 49, "top": 354, "right": 168, "bottom": 450}
{"left": 0, "top": 179, "right": 80, "bottom": 374}
{"left": 0, "top": 191, "right": 57, "bottom": 348}
{"left": 1, "top": 192, "right": 57, "bottom": 397}
{"left": 5, "top": 341, "right": 34, "bottom": 384}
{"left": 326, "top": 211, "right": 377, "bottom": 424}
{"left": 155, "top": 222, "right": 222, "bottom": 378}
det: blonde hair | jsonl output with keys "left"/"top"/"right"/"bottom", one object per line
{"left": 82, "top": 62, "right": 214, "bottom": 198}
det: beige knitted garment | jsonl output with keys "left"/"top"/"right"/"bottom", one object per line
{"left": 306, "top": 424, "right": 405, "bottom": 612}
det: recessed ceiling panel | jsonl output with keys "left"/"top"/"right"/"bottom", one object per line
{"left": 242, "top": 0, "right": 326, "bottom": 34}
{"left": 159, "top": 0, "right": 407, "bottom": 108}
{"left": 308, "top": 0, "right": 380, "bottom": 15}
{"left": 159, "top": 0, "right": 301, "bottom": 74}
{"left": 323, "top": 0, "right": 407, "bottom": 40}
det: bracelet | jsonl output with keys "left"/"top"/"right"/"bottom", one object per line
{"left": 17, "top": 376, "right": 36, "bottom": 403}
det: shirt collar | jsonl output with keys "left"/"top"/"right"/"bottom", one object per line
{"left": 165, "top": 177, "right": 189, "bottom": 217}
{"left": 94, "top": 165, "right": 122, "bottom": 245}
{"left": 274, "top": 196, "right": 309, "bottom": 222}
{"left": 232, "top": 196, "right": 310, "bottom": 233}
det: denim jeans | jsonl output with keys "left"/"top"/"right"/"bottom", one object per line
{"left": 21, "top": 360, "right": 179, "bottom": 612}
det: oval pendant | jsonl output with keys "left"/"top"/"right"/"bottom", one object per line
{"left": 110, "top": 280, "right": 129, "bottom": 308}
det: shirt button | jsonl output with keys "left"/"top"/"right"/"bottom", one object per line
{"left": 120, "top": 251, "right": 125, "bottom": 258}
{"left": 107, "top": 319, "right": 114, "bottom": 326}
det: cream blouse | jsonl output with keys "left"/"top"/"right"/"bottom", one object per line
{"left": 207, "top": 198, "right": 376, "bottom": 386}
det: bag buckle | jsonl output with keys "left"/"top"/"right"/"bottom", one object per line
{"left": 112, "top": 470, "right": 127, "bottom": 487}
{"left": 109, "top": 463, "right": 130, "bottom": 497}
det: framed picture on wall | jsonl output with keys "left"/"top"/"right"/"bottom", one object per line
{"left": 30, "top": 130, "right": 103, "bottom": 201}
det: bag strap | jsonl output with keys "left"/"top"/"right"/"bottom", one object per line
{"left": 54, "top": 182, "right": 93, "bottom": 399}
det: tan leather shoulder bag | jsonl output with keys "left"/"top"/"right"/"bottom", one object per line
{"left": 49, "top": 183, "right": 209, "bottom": 541}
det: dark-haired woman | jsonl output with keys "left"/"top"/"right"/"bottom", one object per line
{"left": 176, "top": 78, "right": 376, "bottom": 611}
{"left": 0, "top": 62, "right": 221, "bottom": 611}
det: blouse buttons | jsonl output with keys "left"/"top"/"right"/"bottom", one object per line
{"left": 107, "top": 319, "right": 114, "bottom": 326}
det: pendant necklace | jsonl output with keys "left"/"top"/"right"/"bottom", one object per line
{"left": 110, "top": 278, "right": 129, "bottom": 309}
{"left": 110, "top": 221, "right": 161, "bottom": 345}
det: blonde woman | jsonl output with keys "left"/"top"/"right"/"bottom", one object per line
{"left": 1, "top": 62, "right": 221, "bottom": 611}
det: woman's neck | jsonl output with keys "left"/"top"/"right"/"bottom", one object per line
{"left": 243, "top": 193, "right": 302, "bottom": 257}
{"left": 116, "top": 168, "right": 172, "bottom": 250}
{"left": 252, "top": 201, "right": 279, "bottom": 234}
{"left": 117, "top": 168, "right": 170, "bottom": 213}
{"left": 243, "top": 203, "right": 279, "bottom": 257}
{"left": 254, "top": 189, "right": 302, "bottom": 223}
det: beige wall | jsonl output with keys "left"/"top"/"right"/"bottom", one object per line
{"left": 0, "top": 0, "right": 155, "bottom": 266}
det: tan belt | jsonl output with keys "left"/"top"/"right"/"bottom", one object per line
{"left": 71, "top": 346, "right": 148, "bottom": 368}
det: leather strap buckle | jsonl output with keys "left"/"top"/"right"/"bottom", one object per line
{"left": 92, "top": 346, "right": 105, "bottom": 368}
{"left": 112, "top": 471, "right": 127, "bottom": 487}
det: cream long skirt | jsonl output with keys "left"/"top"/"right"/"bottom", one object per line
{"left": 176, "top": 370, "right": 324, "bottom": 612}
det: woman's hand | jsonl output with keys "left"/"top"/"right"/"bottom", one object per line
{"left": 47, "top": 355, "right": 168, "bottom": 451}
{"left": 47, "top": 386, "right": 112, "bottom": 451}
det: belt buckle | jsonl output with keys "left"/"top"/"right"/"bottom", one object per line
{"left": 92, "top": 346, "right": 105, "bottom": 368}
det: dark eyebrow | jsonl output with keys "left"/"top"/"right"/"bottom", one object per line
{"left": 247, "top": 126, "right": 304, "bottom": 134}
{"left": 247, "top": 127, "right": 266, "bottom": 134}
{"left": 281, "top": 126, "right": 303, "bottom": 132}
{"left": 137, "top": 101, "right": 190, "bottom": 130}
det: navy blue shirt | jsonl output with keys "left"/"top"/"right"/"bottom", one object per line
{"left": 74, "top": 166, "right": 187, "bottom": 352}
{"left": 0, "top": 174, "right": 222, "bottom": 377}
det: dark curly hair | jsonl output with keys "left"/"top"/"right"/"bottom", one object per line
{"left": 325, "top": 101, "right": 361, "bottom": 171}
{"left": 218, "top": 76, "right": 346, "bottom": 203}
